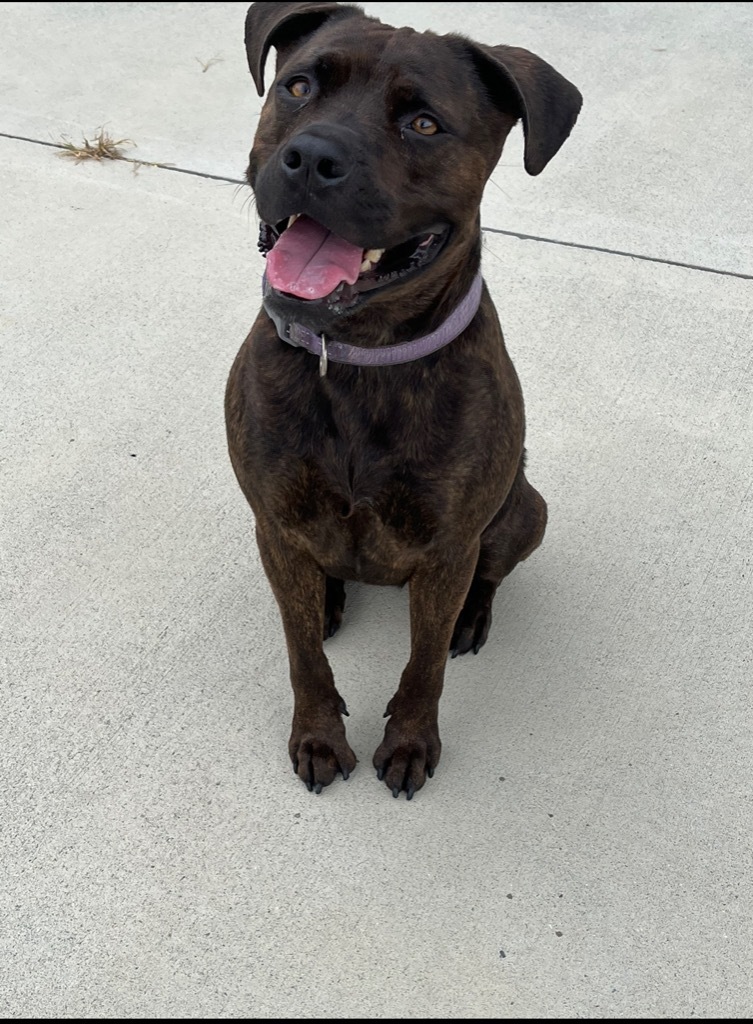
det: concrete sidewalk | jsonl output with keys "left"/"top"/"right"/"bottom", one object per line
{"left": 2, "top": 2, "right": 752, "bottom": 1018}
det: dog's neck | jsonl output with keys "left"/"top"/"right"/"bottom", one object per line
{"left": 263, "top": 271, "right": 484, "bottom": 376}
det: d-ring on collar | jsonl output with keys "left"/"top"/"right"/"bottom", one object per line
{"left": 263, "top": 271, "right": 484, "bottom": 374}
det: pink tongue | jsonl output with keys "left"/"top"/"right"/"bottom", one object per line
{"left": 266, "top": 215, "right": 364, "bottom": 299}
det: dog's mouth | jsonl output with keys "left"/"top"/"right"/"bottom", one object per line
{"left": 258, "top": 215, "right": 449, "bottom": 310}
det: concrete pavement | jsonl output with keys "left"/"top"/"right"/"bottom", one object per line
{"left": 2, "top": 2, "right": 752, "bottom": 1018}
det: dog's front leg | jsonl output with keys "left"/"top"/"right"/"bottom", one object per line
{"left": 256, "top": 524, "right": 357, "bottom": 793}
{"left": 374, "top": 544, "right": 479, "bottom": 799}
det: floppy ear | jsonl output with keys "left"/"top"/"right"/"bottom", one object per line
{"left": 464, "top": 42, "right": 582, "bottom": 175}
{"left": 245, "top": 1, "right": 363, "bottom": 97}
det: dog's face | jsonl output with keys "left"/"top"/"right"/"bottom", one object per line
{"left": 245, "top": 1, "right": 581, "bottom": 331}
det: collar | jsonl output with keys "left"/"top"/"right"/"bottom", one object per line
{"left": 262, "top": 271, "right": 484, "bottom": 375}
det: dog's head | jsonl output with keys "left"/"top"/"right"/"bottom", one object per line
{"left": 245, "top": 1, "right": 581, "bottom": 331}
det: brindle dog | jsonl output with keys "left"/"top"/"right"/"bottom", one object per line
{"left": 225, "top": 1, "right": 581, "bottom": 798}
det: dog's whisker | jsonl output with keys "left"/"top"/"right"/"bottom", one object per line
{"left": 488, "top": 175, "right": 514, "bottom": 201}
{"left": 481, "top": 235, "right": 506, "bottom": 265}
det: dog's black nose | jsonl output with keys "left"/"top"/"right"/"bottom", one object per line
{"left": 281, "top": 130, "right": 354, "bottom": 189}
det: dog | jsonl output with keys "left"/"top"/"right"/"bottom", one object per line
{"left": 225, "top": 1, "right": 581, "bottom": 798}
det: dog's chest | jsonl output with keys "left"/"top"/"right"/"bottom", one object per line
{"left": 253, "top": 357, "right": 489, "bottom": 584}
{"left": 278, "top": 439, "right": 440, "bottom": 585}
{"left": 255, "top": 365, "right": 446, "bottom": 581}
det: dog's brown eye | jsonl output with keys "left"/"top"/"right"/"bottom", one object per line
{"left": 411, "top": 116, "right": 439, "bottom": 136}
{"left": 287, "top": 78, "right": 311, "bottom": 99}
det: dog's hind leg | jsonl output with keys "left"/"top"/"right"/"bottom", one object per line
{"left": 324, "top": 576, "right": 346, "bottom": 640}
{"left": 450, "top": 457, "right": 547, "bottom": 657}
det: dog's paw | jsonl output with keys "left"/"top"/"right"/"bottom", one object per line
{"left": 290, "top": 710, "right": 357, "bottom": 793}
{"left": 324, "top": 576, "right": 346, "bottom": 640}
{"left": 373, "top": 713, "right": 441, "bottom": 800}
{"left": 450, "top": 578, "right": 495, "bottom": 657}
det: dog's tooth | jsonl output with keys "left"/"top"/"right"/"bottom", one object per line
{"left": 287, "top": 214, "right": 300, "bottom": 228}
{"left": 364, "top": 248, "right": 385, "bottom": 264}
{"left": 360, "top": 258, "right": 373, "bottom": 273}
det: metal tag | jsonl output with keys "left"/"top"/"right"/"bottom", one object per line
{"left": 319, "top": 334, "right": 328, "bottom": 377}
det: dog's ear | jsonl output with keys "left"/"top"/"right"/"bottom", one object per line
{"left": 463, "top": 41, "right": 582, "bottom": 175}
{"left": 245, "top": 1, "right": 363, "bottom": 97}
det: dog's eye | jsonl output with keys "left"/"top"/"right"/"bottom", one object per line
{"left": 410, "top": 116, "right": 439, "bottom": 136}
{"left": 286, "top": 78, "right": 312, "bottom": 99}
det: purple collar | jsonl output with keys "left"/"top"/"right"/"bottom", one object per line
{"left": 263, "top": 272, "right": 484, "bottom": 375}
